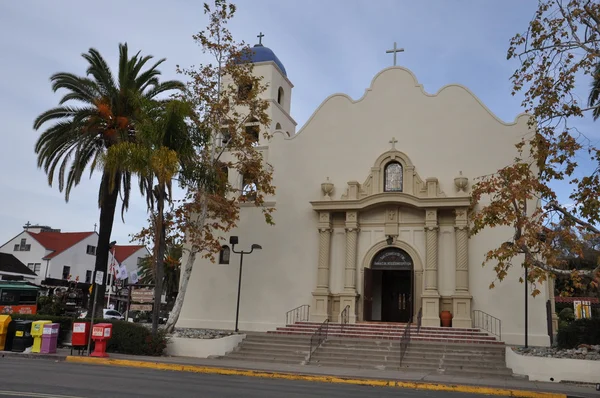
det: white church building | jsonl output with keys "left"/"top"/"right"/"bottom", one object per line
{"left": 178, "top": 40, "right": 556, "bottom": 347}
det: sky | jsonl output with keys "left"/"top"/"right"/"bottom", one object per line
{"left": 0, "top": 0, "right": 593, "bottom": 246}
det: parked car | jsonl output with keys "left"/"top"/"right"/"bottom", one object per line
{"left": 78, "top": 308, "right": 124, "bottom": 320}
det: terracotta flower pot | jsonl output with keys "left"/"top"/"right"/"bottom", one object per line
{"left": 440, "top": 310, "right": 453, "bottom": 327}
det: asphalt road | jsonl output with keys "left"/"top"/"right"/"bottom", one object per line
{"left": 0, "top": 357, "right": 493, "bottom": 398}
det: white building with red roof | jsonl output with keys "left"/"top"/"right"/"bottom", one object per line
{"left": 0, "top": 224, "right": 149, "bottom": 286}
{"left": 0, "top": 224, "right": 99, "bottom": 285}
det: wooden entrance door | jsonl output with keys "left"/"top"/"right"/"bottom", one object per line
{"left": 381, "top": 270, "right": 411, "bottom": 323}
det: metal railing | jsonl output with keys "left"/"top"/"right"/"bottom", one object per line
{"left": 416, "top": 307, "right": 423, "bottom": 334}
{"left": 308, "top": 319, "right": 329, "bottom": 361}
{"left": 340, "top": 305, "right": 350, "bottom": 332}
{"left": 286, "top": 304, "right": 310, "bottom": 325}
{"left": 472, "top": 310, "right": 502, "bottom": 340}
{"left": 399, "top": 320, "right": 411, "bottom": 367}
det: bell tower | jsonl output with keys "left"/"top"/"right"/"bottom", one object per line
{"left": 244, "top": 32, "right": 296, "bottom": 137}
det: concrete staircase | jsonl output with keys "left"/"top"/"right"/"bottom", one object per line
{"left": 310, "top": 338, "right": 511, "bottom": 377}
{"left": 219, "top": 322, "right": 515, "bottom": 378}
{"left": 220, "top": 333, "right": 312, "bottom": 364}
{"left": 270, "top": 321, "right": 503, "bottom": 344}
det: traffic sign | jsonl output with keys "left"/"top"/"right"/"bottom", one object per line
{"left": 95, "top": 271, "right": 104, "bottom": 285}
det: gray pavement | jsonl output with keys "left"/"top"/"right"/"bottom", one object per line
{"left": 0, "top": 357, "right": 492, "bottom": 397}
{"left": 1, "top": 349, "right": 599, "bottom": 397}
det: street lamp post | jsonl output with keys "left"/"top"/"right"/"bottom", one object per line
{"left": 524, "top": 263, "right": 528, "bottom": 348}
{"left": 229, "top": 236, "right": 262, "bottom": 333}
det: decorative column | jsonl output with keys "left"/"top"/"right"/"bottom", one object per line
{"left": 312, "top": 211, "right": 332, "bottom": 322}
{"left": 452, "top": 208, "right": 473, "bottom": 328}
{"left": 340, "top": 211, "right": 359, "bottom": 323}
{"left": 421, "top": 209, "right": 441, "bottom": 327}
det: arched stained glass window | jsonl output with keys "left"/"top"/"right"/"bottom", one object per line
{"left": 219, "top": 245, "right": 230, "bottom": 264}
{"left": 384, "top": 162, "right": 403, "bottom": 192}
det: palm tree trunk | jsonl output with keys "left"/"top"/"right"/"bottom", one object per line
{"left": 90, "top": 170, "right": 120, "bottom": 317}
{"left": 152, "top": 184, "right": 166, "bottom": 337}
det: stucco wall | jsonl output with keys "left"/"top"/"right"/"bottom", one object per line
{"left": 166, "top": 334, "right": 245, "bottom": 358}
{"left": 506, "top": 347, "right": 600, "bottom": 383}
{"left": 179, "top": 66, "right": 550, "bottom": 344}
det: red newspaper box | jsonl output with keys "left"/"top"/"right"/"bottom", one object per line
{"left": 72, "top": 321, "right": 90, "bottom": 347}
{"left": 90, "top": 323, "right": 112, "bottom": 358}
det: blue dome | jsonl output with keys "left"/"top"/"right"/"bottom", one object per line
{"left": 239, "top": 44, "right": 287, "bottom": 77}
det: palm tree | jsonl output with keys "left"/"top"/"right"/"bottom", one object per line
{"left": 138, "top": 244, "right": 182, "bottom": 305}
{"left": 33, "top": 43, "right": 185, "bottom": 314}
{"left": 102, "top": 98, "right": 194, "bottom": 334}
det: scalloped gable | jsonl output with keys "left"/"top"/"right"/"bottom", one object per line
{"left": 290, "top": 66, "right": 530, "bottom": 140}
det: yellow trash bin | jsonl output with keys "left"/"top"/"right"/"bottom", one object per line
{"left": 31, "top": 320, "right": 51, "bottom": 353}
{"left": 0, "top": 315, "right": 11, "bottom": 350}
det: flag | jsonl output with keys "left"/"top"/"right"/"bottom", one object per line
{"left": 109, "top": 251, "right": 118, "bottom": 277}
{"left": 117, "top": 264, "right": 128, "bottom": 280}
{"left": 130, "top": 270, "right": 139, "bottom": 284}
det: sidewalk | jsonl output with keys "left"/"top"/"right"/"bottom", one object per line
{"left": 2, "top": 348, "right": 598, "bottom": 398}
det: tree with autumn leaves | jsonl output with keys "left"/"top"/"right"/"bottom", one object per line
{"left": 470, "top": 0, "right": 600, "bottom": 297}
{"left": 162, "top": 0, "right": 275, "bottom": 333}
{"left": 127, "top": 0, "right": 274, "bottom": 333}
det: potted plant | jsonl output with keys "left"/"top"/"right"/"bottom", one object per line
{"left": 440, "top": 310, "right": 453, "bottom": 327}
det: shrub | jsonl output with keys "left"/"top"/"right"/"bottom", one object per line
{"left": 556, "top": 318, "right": 600, "bottom": 349}
{"left": 36, "top": 296, "right": 63, "bottom": 316}
{"left": 558, "top": 307, "right": 575, "bottom": 322}
{"left": 8, "top": 314, "right": 168, "bottom": 356}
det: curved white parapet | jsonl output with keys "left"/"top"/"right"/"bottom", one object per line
{"left": 166, "top": 334, "right": 245, "bottom": 358}
{"left": 506, "top": 346, "right": 600, "bottom": 383}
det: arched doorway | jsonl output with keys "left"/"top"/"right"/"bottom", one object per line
{"left": 364, "top": 247, "right": 413, "bottom": 323}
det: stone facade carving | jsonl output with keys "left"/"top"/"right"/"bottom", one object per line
{"left": 344, "top": 211, "right": 359, "bottom": 292}
{"left": 310, "top": 149, "right": 470, "bottom": 327}
{"left": 339, "top": 150, "right": 448, "bottom": 200}
{"left": 312, "top": 211, "right": 333, "bottom": 322}
{"left": 452, "top": 207, "right": 472, "bottom": 328}
{"left": 321, "top": 177, "right": 334, "bottom": 200}
{"left": 454, "top": 171, "right": 469, "bottom": 192}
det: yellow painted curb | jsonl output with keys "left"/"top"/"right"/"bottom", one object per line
{"left": 65, "top": 356, "right": 566, "bottom": 398}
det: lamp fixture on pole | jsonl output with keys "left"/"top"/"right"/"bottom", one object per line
{"left": 230, "top": 236, "right": 262, "bottom": 333}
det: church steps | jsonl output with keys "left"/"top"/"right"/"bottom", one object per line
{"left": 219, "top": 327, "right": 513, "bottom": 378}
{"left": 269, "top": 330, "right": 503, "bottom": 345}
{"left": 317, "top": 347, "right": 504, "bottom": 362}
{"left": 273, "top": 327, "right": 496, "bottom": 340}
{"left": 295, "top": 321, "right": 482, "bottom": 333}
{"left": 226, "top": 351, "right": 307, "bottom": 361}
{"left": 235, "top": 344, "right": 310, "bottom": 354}
{"left": 296, "top": 321, "right": 481, "bottom": 332}
{"left": 280, "top": 324, "right": 492, "bottom": 336}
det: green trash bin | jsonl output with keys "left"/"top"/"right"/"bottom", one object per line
{"left": 12, "top": 320, "right": 33, "bottom": 352}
